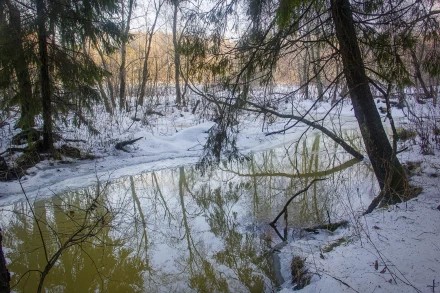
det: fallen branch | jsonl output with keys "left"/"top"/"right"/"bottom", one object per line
{"left": 192, "top": 100, "right": 200, "bottom": 114}
{"left": 244, "top": 101, "right": 364, "bottom": 160}
{"left": 188, "top": 87, "right": 364, "bottom": 160}
{"left": 303, "top": 220, "right": 349, "bottom": 233}
{"left": 145, "top": 109, "right": 164, "bottom": 116}
{"left": 321, "top": 273, "right": 360, "bottom": 293}
{"left": 270, "top": 178, "right": 326, "bottom": 227}
{"left": 115, "top": 137, "right": 143, "bottom": 152}
{"left": 0, "top": 147, "right": 27, "bottom": 156}
{"left": 63, "top": 138, "right": 87, "bottom": 143}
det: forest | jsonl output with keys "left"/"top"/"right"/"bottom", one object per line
{"left": 0, "top": 0, "right": 439, "bottom": 292}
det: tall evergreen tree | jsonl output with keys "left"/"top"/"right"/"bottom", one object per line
{"left": 0, "top": 0, "right": 36, "bottom": 130}
{"left": 1, "top": 0, "right": 123, "bottom": 151}
{"left": 36, "top": 0, "right": 53, "bottom": 151}
{"left": 39, "top": 0, "right": 123, "bottom": 151}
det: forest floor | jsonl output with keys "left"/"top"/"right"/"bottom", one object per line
{"left": 0, "top": 93, "right": 439, "bottom": 292}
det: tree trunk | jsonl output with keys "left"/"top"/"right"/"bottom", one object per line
{"left": 6, "top": 0, "right": 35, "bottom": 130}
{"left": 119, "top": 0, "right": 134, "bottom": 111}
{"left": 410, "top": 50, "right": 432, "bottom": 100}
{"left": 172, "top": 0, "right": 182, "bottom": 106}
{"left": 330, "top": 0, "right": 408, "bottom": 204}
{"left": 0, "top": 229, "right": 10, "bottom": 293}
{"left": 311, "top": 42, "right": 324, "bottom": 101}
{"left": 119, "top": 44, "right": 127, "bottom": 110}
{"left": 36, "top": 0, "right": 53, "bottom": 152}
{"left": 301, "top": 46, "right": 310, "bottom": 100}
{"left": 95, "top": 44, "right": 116, "bottom": 111}
{"left": 98, "top": 80, "right": 113, "bottom": 114}
{"left": 138, "top": 38, "right": 150, "bottom": 107}
{"left": 138, "top": 0, "right": 163, "bottom": 106}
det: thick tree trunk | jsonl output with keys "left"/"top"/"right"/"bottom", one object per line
{"left": 172, "top": 0, "right": 182, "bottom": 106}
{"left": 6, "top": 0, "right": 35, "bottom": 129}
{"left": 36, "top": 0, "right": 53, "bottom": 152}
{"left": 330, "top": 0, "right": 408, "bottom": 204}
{"left": 0, "top": 229, "right": 10, "bottom": 293}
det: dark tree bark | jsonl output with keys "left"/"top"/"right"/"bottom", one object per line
{"left": 330, "top": 0, "right": 408, "bottom": 204}
{"left": 36, "top": 0, "right": 53, "bottom": 152}
{"left": 5, "top": 0, "right": 35, "bottom": 129}
{"left": 0, "top": 229, "right": 10, "bottom": 293}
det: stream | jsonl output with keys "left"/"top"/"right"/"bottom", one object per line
{"left": 0, "top": 132, "right": 378, "bottom": 292}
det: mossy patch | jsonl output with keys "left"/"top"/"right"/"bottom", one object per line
{"left": 321, "top": 237, "right": 348, "bottom": 253}
{"left": 58, "top": 145, "right": 82, "bottom": 159}
{"left": 396, "top": 127, "right": 416, "bottom": 141}
{"left": 291, "top": 256, "right": 311, "bottom": 290}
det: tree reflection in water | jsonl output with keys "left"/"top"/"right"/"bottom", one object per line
{"left": 0, "top": 133, "right": 376, "bottom": 292}
{"left": 3, "top": 184, "right": 145, "bottom": 292}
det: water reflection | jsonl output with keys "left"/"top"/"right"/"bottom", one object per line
{"left": 3, "top": 186, "right": 145, "bottom": 292}
{"left": 0, "top": 133, "right": 377, "bottom": 292}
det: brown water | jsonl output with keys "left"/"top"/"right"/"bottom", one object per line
{"left": 0, "top": 132, "right": 377, "bottom": 292}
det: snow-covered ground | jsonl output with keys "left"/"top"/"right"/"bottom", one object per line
{"left": 0, "top": 92, "right": 439, "bottom": 292}
{"left": 279, "top": 146, "right": 440, "bottom": 293}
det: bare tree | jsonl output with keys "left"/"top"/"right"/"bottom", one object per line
{"left": 138, "top": 0, "right": 165, "bottom": 107}
{"left": 171, "top": 0, "right": 183, "bottom": 106}
{"left": 119, "top": 0, "right": 136, "bottom": 111}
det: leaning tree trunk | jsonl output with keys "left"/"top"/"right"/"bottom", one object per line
{"left": 330, "top": 0, "right": 408, "bottom": 204}
{"left": 0, "top": 229, "right": 10, "bottom": 293}
{"left": 410, "top": 49, "right": 432, "bottom": 100}
{"left": 36, "top": 0, "right": 53, "bottom": 152}
{"left": 95, "top": 44, "right": 116, "bottom": 111}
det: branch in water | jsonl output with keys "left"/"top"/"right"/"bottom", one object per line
{"left": 270, "top": 178, "right": 327, "bottom": 226}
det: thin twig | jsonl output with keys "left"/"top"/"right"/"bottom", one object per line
{"left": 270, "top": 178, "right": 326, "bottom": 226}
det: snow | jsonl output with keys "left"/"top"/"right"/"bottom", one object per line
{"left": 278, "top": 170, "right": 440, "bottom": 293}
{"left": 1, "top": 93, "right": 439, "bottom": 293}
{"left": 0, "top": 121, "right": 213, "bottom": 201}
